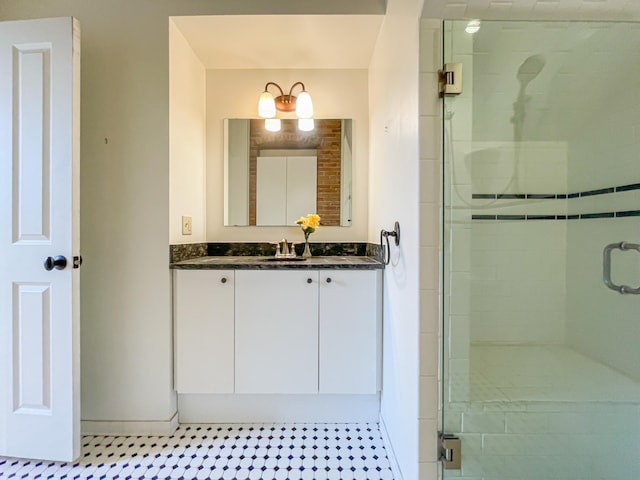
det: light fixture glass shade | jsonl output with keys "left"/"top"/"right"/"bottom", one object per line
{"left": 295, "top": 91, "right": 314, "bottom": 118}
{"left": 258, "top": 91, "right": 276, "bottom": 118}
{"left": 465, "top": 19, "right": 481, "bottom": 34}
{"left": 265, "top": 118, "right": 281, "bottom": 132}
{"left": 298, "top": 118, "right": 314, "bottom": 132}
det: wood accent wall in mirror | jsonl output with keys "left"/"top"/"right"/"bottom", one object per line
{"left": 224, "top": 119, "right": 352, "bottom": 227}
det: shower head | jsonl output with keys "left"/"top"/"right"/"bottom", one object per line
{"left": 517, "top": 55, "right": 546, "bottom": 88}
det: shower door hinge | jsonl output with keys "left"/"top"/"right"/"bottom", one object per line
{"left": 439, "top": 432, "right": 462, "bottom": 470}
{"left": 440, "top": 63, "right": 463, "bottom": 96}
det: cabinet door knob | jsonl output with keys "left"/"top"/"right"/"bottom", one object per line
{"left": 307, "top": 278, "right": 313, "bottom": 284}
{"left": 326, "top": 277, "right": 332, "bottom": 283}
{"left": 221, "top": 277, "right": 228, "bottom": 284}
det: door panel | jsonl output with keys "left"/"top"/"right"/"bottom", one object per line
{"left": 0, "top": 17, "right": 80, "bottom": 462}
{"left": 13, "top": 44, "right": 51, "bottom": 243}
{"left": 12, "top": 283, "right": 52, "bottom": 413}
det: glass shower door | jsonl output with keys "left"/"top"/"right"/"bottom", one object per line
{"left": 442, "top": 20, "right": 640, "bottom": 480}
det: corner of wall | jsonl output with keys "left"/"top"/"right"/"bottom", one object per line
{"left": 417, "top": 17, "right": 442, "bottom": 480}
{"left": 169, "top": 22, "right": 207, "bottom": 244}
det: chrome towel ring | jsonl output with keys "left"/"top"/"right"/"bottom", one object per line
{"left": 380, "top": 221, "right": 400, "bottom": 265}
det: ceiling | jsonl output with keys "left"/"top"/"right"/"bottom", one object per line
{"left": 171, "top": 15, "right": 384, "bottom": 69}
{"left": 171, "top": 0, "right": 640, "bottom": 70}
{"left": 422, "top": 0, "right": 640, "bottom": 21}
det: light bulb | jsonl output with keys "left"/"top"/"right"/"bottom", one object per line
{"left": 298, "top": 118, "right": 314, "bottom": 132}
{"left": 295, "top": 91, "right": 313, "bottom": 118}
{"left": 465, "top": 20, "right": 481, "bottom": 34}
{"left": 258, "top": 91, "right": 276, "bottom": 118}
{"left": 265, "top": 118, "right": 281, "bottom": 132}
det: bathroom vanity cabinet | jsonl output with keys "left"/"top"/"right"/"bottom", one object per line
{"left": 173, "top": 261, "right": 382, "bottom": 397}
{"left": 173, "top": 269, "right": 235, "bottom": 393}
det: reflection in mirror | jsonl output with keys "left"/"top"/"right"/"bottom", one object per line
{"left": 224, "top": 119, "right": 352, "bottom": 227}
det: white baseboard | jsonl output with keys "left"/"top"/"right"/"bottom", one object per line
{"left": 380, "top": 414, "right": 403, "bottom": 480}
{"left": 178, "top": 394, "right": 380, "bottom": 423}
{"left": 82, "top": 411, "right": 179, "bottom": 436}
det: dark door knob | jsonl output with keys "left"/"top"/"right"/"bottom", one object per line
{"left": 44, "top": 255, "right": 67, "bottom": 271}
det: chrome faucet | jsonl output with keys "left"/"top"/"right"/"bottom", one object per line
{"left": 275, "top": 239, "right": 296, "bottom": 258}
{"left": 279, "top": 239, "right": 290, "bottom": 255}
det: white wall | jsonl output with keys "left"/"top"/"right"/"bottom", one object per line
{"left": 206, "top": 68, "right": 369, "bottom": 242}
{"left": 369, "top": 0, "right": 423, "bottom": 478}
{"left": 169, "top": 21, "right": 207, "bottom": 244}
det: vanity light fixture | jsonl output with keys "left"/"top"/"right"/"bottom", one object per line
{"left": 258, "top": 81, "right": 314, "bottom": 132}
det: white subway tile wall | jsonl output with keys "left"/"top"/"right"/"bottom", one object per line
{"left": 418, "top": 18, "right": 443, "bottom": 480}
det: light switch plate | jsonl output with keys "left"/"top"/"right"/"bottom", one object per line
{"left": 182, "top": 216, "right": 192, "bottom": 235}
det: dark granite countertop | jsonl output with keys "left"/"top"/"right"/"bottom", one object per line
{"left": 170, "top": 255, "right": 384, "bottom": 270}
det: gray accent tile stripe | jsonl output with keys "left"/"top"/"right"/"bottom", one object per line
{"left": 473, "top": 194, "right": 497, "bottom": 199}
{"left": 527, "top": 215, "right": 556, "bottom": 220}
{"left": 616, "top": 183, "right": 640, "bottom": 192}
{"left": 581, "top": 187, "right": 614, "bottom": 197}
{"left": 581, "top": 212, "right": 615, "bottom": 219}
{"left": 497, "top": 194, "right": 526, "bottom": 199}
{"left": 616, "top": 210, "right": 640, "bottom": 217}
{"left": 472, "top": 210, "right": 640, "bottom": 221}
{"left": 527, "top": 194, "right": 556, "bottom": 199}
{"left": 472, "top": 181, "right": 640, "bottom": 200}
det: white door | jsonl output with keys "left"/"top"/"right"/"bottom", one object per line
{"left": 256, "top": 156, "right": 287, "bottom": 225}
{"left": 0, "top": 17, "right": 81, "bottom": 461}
{"left": 285, "top": 156, "right": 317, "bottom": 225}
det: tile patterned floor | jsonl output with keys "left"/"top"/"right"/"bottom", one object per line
{"left": 0, "top": 423, "right": 395, "bottom": 480}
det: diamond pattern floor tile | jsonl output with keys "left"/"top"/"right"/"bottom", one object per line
{"left": 0, "top": 423, "right": 394, "bottom": 479}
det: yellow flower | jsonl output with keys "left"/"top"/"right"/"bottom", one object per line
{"left": 307, "top": 214, "right": 320, "bottom": 228}
{"left": 296, "top": 213, "right": 321, "bottom": 235}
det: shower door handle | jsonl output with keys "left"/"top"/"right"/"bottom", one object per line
{"left": 603, "top": 242, "right": 640, "bottom": 294}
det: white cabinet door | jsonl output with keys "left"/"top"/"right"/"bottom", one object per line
{"left": 235, "top": 270, "right": 318, "bottom": 393}
{"left": 174, "top": 270, "right": 234, "bottom": 393}
{"left": 319, "top": 270, "right": 381, "bottom": 394}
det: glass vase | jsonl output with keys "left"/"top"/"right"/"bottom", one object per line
{"left": 302, "top": 240, "right": 312, "bottom": 258}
